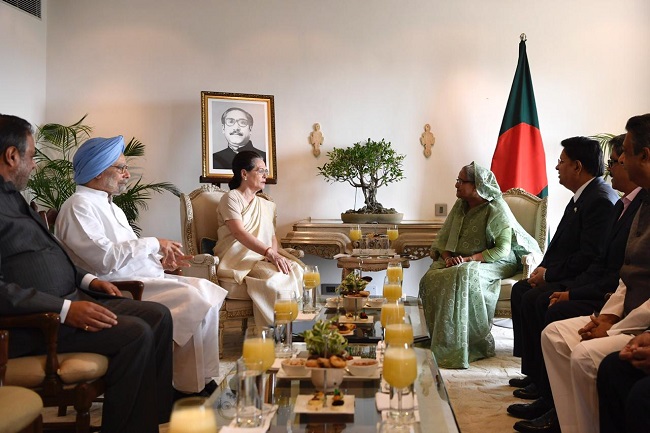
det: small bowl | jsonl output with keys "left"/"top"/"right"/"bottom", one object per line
{"left": 309, "top": 367, "right": 347, "bottom": 391}
{"left": 341, "top": 296, "right": 368, "bottom": 313}
{"left": 281, "top": 358, "right": 308, "bottom": 376}
{"left": 346, "top": 358, "right": 378, "bottom": 377}
{"left": 366, "top": 298, "right": 385, "bottom": 308}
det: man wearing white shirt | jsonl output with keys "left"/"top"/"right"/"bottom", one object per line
{"left": 55, "top": 135, "right": 227, "bottom": 397}
{"left": 540, "top": 113, "right": 650, "bottom": 433}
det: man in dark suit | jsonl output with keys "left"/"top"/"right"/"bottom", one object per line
{"left": 509, "top": 137, "right": 619, "bottom": 398}
{"left": 507, "top": 135, "right": 645, "bottom": 432}
{"left": 212, "top": 107, "right": 266, "bottom": 169}
{"left": 0, "top": 114, "right": 173, "bottom": 433}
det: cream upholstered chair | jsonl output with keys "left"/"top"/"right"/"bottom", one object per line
{"left": 179, "top": 185, "right": 304, "bottom": 357}
{"left": 0, "top": 331, "right": 43, "bottom": 433}
{"left": 495, "top": 188, "right": 547, "bottom": 318}
{"left": 0, "top": 282, "right": 144, "bottom": 433}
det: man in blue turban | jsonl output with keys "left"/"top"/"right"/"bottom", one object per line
{"left": 58, "top": 136, "right": 227, "bottom": 400}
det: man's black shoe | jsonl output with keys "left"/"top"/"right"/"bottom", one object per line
{"left": 507, "top": 397, "right": 554, "bottom": 420}
{"left": 202, "top": 379, "right": 218, "bottom": 396}
{"left": 509, "top": 376, "right": 533, "bottom": 388}
{"left": 513, "top": 408, "right": 561, "bottom": 433}
{"left": 513, "top": 383, "right": 541, "bottom": 400}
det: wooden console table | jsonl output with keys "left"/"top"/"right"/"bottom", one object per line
{"left": 280, "top": 218, "right": 445, "bottom": 260}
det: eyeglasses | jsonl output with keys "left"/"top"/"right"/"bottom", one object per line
{"left": 224, "top": 118, "right": 250, "bottom": 127}
{"left": 455, "top": 178, "right": 473, "bottom": 185}
{"left": 251, "top": 168, "right": 269, "bottom": 176}
{"left": 607, "top": 158, "right": 619, "bottom": 169}
{"left": 110, "top": 164, "right": 129, "bottom": 174}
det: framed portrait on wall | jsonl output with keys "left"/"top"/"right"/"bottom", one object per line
{"left": 200, "top": 91, "right": 277, "bottom": 184}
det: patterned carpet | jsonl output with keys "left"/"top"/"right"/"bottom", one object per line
{"left": 44, "top": 323, "right": 521, "bottom": 433}
{"left": 439, "top": 323, "right": 522, "bottom": 433}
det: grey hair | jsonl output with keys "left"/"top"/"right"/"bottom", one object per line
{"left": 463, "top": 164, "right": 475, "bottom": 182}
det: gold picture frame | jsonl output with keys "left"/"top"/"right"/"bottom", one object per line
{"left": 200, "top": 91, "right": 277, "bottom": 184}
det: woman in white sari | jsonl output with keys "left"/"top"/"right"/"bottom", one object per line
{"left": 213, "top": 151, "right": 304, "bottom": 326}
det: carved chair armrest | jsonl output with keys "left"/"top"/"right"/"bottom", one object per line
{"left": 284, "top": 248, "right": 304, "bottom": 259}
{"left": 521, "top": 253, "right": 542, "bottom": 279}
{"left": 179, "top": 254, "right": 219, "bottom": 285}
{"left": 0, "top": 313, "right": 62, "bottom": 392}
{"left": 190, "top": 254, "right": 219, "bottom": 267}
{"left": 112, "top": 280, "right": 145, "bottom": 301}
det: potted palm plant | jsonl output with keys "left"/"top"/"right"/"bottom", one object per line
{"left": 27, "top": 115, "right": 180, "bottom": 235}
{"left": 317, "top": 138, "right": 406, "bottom": 223}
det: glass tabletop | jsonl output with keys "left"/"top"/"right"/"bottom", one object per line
{"left": 209, "top": 347, "right": 459, "bottom": 432}
{"left": 292, "top": 296, "right": 430, "bottom": 345}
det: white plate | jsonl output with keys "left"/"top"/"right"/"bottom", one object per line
{"left": 294, "top": 394, "right": 355, "bottom": 414}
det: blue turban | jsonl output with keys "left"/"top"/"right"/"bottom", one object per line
{"left": 73, "top": 136, "right": 125, "bottom": 185}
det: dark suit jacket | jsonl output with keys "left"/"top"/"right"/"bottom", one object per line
{"left": 541, "top": 176, "right": 619, "bottom": 283}
{"left": 568, "top": 189, "right": 646, "bottom": 300}
{"left": 212, "top": 140, "right": 267, "bottom": 170}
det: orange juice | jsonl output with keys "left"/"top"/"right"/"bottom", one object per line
{"left": 385, "top": 323, "right": 414, "bottom": 346}
{"left": 383, "top": 282, "right": 402, "bottom": 301}
{"left": 387, "top": 228, "right": 399, "bottom": 241}
{"left": 349, "top": 229, "right": 362, "bottom": 242}
{"left": 380, "top": 303, "right": 406, "bottom": 327}
{"left": 386, "top": 266, "right": 403, "bottom": 282}
{"left": 169, "top": 407, "right": 217, "bottom": 433}
{"left": 243, "top": 337, "right": 276, "bottom": 371}
{"left": 274, "top": 300, "right": 299, "bottom": 323}
{"left": 303, "top": 272, "right": 320, "bottom": 290}
{"left": 383, "top": 346, "right": 417, "bottom": 388}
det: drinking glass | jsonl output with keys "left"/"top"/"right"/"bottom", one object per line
{"left": 386, "top": 260, "right": 403, "bottom": 283}
{"left": 384, "top": 315, "right": 414, "bottom": 347}
{"left": 383, "top": 342, "right": 418, "bottom": 425}
{"left": 274, "top": 291, "right": 299, "bottom": 357}
{"left": 387, "top": 225, "right": 399, "bottom": 249}
{"left": 235, "top": 358, "right": 263, "bottom": 428}
{"left": 169, "top": 396, "right": 216, "bottom": 433}
{"left": 382, "top": 275, "right": 403, "bottom": 302}
{"left": 242, "top": 327, "right": 275, "bottom": 417}
{"left": 302, "top": 265, "right": 320, "bottom": 313}
{"left": 349, "top": 224, "right": 362, "bottom": 243}
{"left": 380, "top": 298, "right": 406, "bottom": 330}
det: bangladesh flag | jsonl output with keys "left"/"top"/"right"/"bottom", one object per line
{"left": 491, "top": 38, "right": 548, "bottom": 198}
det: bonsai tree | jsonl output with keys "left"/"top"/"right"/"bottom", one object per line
{"left": 27, "top": 115, "right": 180, "bottom": 235}
{"left": 317, "top": 138, "right": 405, "bottom": 214}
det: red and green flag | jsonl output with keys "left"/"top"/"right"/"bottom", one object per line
{"left": 491, "top": 37, "right": 547, "bottom": 198}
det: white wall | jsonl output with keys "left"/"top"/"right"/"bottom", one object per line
{"left": 7, "top": 0, "right": 649, "bottom": 293}
{"left": 0, "top": 1, "right": 47, "bottom": 124}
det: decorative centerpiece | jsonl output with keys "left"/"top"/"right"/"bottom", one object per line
{"left": 318, "top": 138, "right": 406, "bottom": 223}
{"left": 338, "top": 272, "right": 371, "bottom": 318}
{"left": 303, "top": 318, "right": 349, "bottom": 391}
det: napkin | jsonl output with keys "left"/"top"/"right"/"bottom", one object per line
{"left": 220, "top": 404, "right": 278, "bottom": 433}
{"left": 296, "top": 312, "right": 317, "bottom": 321}
{"left": 375, "top": 392, "right": 419, "bottom": 411}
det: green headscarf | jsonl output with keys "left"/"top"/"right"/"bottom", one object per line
{"left": 466, "top": 161, "right": 502, "bottom": 202}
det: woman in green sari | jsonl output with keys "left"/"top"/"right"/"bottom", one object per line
{"left": 419, "top": 162, "right": 540, "bottom": 368}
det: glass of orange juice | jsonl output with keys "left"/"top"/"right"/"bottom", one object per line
{"left": 349, "top": 224, "right": 362, "bottom": 243}
{"left": 387, "top": 225, "right": 399, "bottom": 249}
{"left": 274, "top": 291, "right": 299, "bottom": 357}
{"left": 383, "top": 342, "right": 418, "bottom": 425}
{"left": 242, "top": 327, "right": 275, "bottom": 416}
{"left": 386, "top": 260, "right": 403, "bottom": 283}
{"left": 383, "top": 275, "right": 403, "bottom": 301}
{"left": 169, "top": 396, "right": 216, "bottom": 433}
{"left": 302, "top": 265, "right": 320, "bottom": 313}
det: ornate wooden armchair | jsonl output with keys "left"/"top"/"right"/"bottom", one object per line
{"left": 0, "top": 330, "right": 43, "bottom": 433}
{"left": 180, "top": 185, "right": 304, "bottom": 357}
{"left": 0, "top": 281, "right": 144, "bottom": 433}
{"left": 495, "top": 188, "right": 547, "bottom": 318}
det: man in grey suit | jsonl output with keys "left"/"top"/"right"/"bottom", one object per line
{"left": 0, "top": 114, "right": 173, "bottom": 433}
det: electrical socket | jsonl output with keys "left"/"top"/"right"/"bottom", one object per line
{"left": 435, "top": 203, "right": 448, "bottom": 216}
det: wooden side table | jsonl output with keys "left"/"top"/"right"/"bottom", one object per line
{"left": 336, "top": 256, "right": 410, "bottom": 279}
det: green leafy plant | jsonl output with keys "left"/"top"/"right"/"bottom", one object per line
{"left": 337, "top": 272, "right": 370, "bottom": 297}
{"left": 27, "top": 115, "right": 180, "bottom": 235}
{"left": 318, "top": 138, "right": 405, "bottom": 214}
{"left": 303, "top": 317, "right": 349, "bottom": 357}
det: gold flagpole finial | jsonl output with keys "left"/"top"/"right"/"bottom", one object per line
{"left": 520, "top": 33, "right": 527, "bottom": 42}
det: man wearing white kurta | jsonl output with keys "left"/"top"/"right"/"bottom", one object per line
{"left": 55, "top": 135, "right": 227, "bottom": 395}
